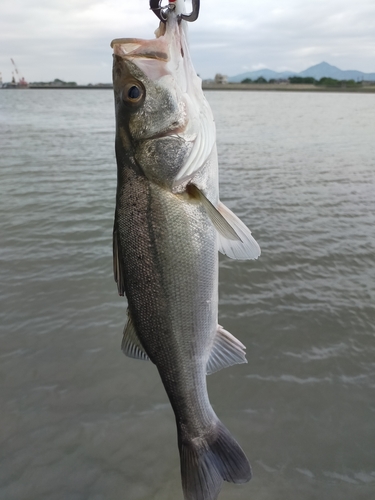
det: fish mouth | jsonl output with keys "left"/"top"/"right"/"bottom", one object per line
{"left": 111, "top": 38, "right": 170, "bottom": 62}
{"left": 111, "top": 36, "right": 173, "bottom": 85}
{"left": 147, "top": 127, "right": 189, "bottom": 141}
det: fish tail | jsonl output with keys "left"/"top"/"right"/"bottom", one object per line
{"left": 179, "top": 420, "right": 252, "bottom": 500}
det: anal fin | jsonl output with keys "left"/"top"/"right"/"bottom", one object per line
{"left": 121, "top": 310, "right": 150, "bottom": 361}
{"left": 206, "top": 325, "right": 247, "bottom": 375}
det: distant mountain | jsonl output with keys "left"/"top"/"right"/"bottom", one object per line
{"left": 298, "top": 62, "right": 375, "bottom": 81}
{"left": 229, "top": 62, "right": 375, "bottom": 83}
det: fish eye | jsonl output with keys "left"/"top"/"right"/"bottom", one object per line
{"left": 128, "top": 86, "right": 140, "bottom": 99}
{"left": 123, "top": 82, "right": 144, "bottom": 104}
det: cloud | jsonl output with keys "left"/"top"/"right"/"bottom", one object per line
{"left": 0, "top": 1, "right": 156, "bottom": 83}
{"left": 0, "top": 0, "right": 374, "bottom": 83}
{"left": 190, "top": 0, "right": 375, "bottom": 77}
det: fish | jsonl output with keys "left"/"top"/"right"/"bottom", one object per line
{"left": 110, "top": 2, "right": 260, "bottom": 499}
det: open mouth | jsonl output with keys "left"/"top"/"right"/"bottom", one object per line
{"left": 111, "top": 38, "right": 169, "bottom": 62}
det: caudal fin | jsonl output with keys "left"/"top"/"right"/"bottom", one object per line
{"left": 179, "top": 420, "right": 252, "bottom": 500}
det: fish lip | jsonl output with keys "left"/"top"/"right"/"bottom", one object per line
{"left": 110, "top": 38, "right": 143, "bottom": 49}
{"left": 147, "top": 127, "right": 187, "bottom": 141}
{"left": 111, "top": 38, "right": 169, "bottom": 62}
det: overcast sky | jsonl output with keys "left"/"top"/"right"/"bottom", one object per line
{"left": 1, "top": 0, "right": 374, "bottom": 84}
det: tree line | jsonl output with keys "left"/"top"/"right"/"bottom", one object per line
{"left": 240, "top": 76, "right": 363, "bottom": 87}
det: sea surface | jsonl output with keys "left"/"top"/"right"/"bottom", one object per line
{"left": 0, "top": 89, "right": 374, "bottom": 500}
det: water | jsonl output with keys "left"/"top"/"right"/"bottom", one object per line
{"left": 1, "top": 89, "right": 374, "bottom": 500}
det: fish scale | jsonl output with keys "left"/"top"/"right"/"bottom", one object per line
{"left": 118, "top": 170, "right": 215, "bottom": 426}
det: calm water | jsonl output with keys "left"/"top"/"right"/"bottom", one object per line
{"left": 1, "top": 89, "right": 374, "bottom": 500}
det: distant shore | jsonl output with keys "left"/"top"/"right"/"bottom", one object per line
{"left": 201, "top": 83, "right": 375, "bottom": 93}
{"left": 3, "top": 83, "right": 375, "bottom": 93}
{"left": 27, "top": 85, "right": 113, "bottom": 90}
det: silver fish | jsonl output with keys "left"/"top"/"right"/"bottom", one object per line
{"left": 111, "top": 3, "right": 260, "bottom": 499}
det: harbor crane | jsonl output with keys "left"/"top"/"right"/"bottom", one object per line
{"left": 10, "top": 58, "right": 28, "bottom": 87}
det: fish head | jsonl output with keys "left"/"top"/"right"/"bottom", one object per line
{"left": 112, "top": 36, "right": 187, "bottom": 143}
{"left": 111, "top": 14, "right": 216, "bottom": 190}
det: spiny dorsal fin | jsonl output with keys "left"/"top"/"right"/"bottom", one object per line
{"left": 121, "top": 311, "right": 150, "bottom": 361}
{"left": 113, "top": 226, "right": 125, "bottom": 296}
{"left": 187, "top": 184, "right": 261, "bottom": 260}
{"left": 206, "top": 325, "right": 247, "bottom": 375}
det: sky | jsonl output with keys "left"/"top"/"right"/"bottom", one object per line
{"left": 1, "top": 0, "right": 374, "bottom": 84}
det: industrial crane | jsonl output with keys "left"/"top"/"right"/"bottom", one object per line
{"left": 10, "top": 58, "right": 28, "bottom": 87}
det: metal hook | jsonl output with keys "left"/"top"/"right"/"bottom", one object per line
{"left": 149, "top": 0, "right": 168, "bottom": 23}
{"left": 180, "top": 0, "right": 200, "bottom": 22}
{"left": 150, "top": 0, "right": 200, "bottom": 24}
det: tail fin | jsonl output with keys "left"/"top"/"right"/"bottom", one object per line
{"left": 179, "top": 420, "right": 252, "bottom": 500}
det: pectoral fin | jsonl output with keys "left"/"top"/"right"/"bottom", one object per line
{"left": 216, "top": 202, "right": 261, "bottom": 260}
{"left": 121, "top": 311, "right": 150, "bottom": 361}
{"left": 188, "top": 184, "right": 261, "bottom": 260}
{"left": 187, "top": 184, "right": 240, "bottom": 241}
{"left": 206, "top": 325, "right": 247, "bottom": 375}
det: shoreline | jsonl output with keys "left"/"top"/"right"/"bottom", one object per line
{"left": 202, "top": 83, "right": 375, "bottom": 93}
{"left": 3, "top": 83, "right": 375, "bottom": 93}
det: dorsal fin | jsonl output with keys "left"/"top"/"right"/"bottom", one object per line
{"left": 113, "top": 226, "right": 125, "bottom": 296}
{"left": 121, "top": 311, "right": 150, "bottom": 361}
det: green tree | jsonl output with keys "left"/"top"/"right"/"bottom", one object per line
{"left": 289, "top": 76, "right": 317, "bottom": 84}
{"left": 344, "top": 79, "right": 359, "bottom": 87}
{"left": 317, "top": 77, "right": 340, "bottom": 87}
